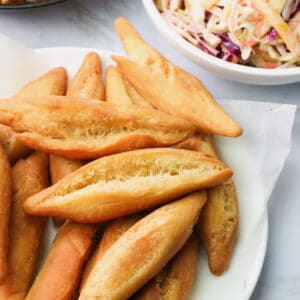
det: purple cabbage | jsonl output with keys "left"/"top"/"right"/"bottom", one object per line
{"left": 220, "top": 52, "right": 239, "bottom": 63}
{"left": 222, "top": 53, "right": 234, "bottom": 62}
{"left": 217, "top": 34, "right": 241, "bottom": 56}
{"left": 204, "top": 10, "right": 212, "bottom": 23}
{"left": 268, "top": 28, "right": 279, "bottom": 42}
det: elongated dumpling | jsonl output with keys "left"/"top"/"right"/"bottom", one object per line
{"left": 0, "top": 67, "right": 67, "bottom": 163}
{"left": 114, "top": 17, "right": 242, "bottom": 137}
{"left": 178, "top": 134, "right": 239, "bottom": 275}
{"left": 0, "top": 146, "right": 12, "bottom": 282}
{"left": 79, "top": 192, "right": 206, "bottom": 300}
{"left": 23, "top": 148, "right": 232, "bottom": 223}
{"left": 66, "top": 52, "right": 105, "bottom": 100}
{"left": 0, "top": 96, "right": 195, "bottom": 159}
{"left": 0, "top": 152, "right": 49, "bottom": 300}
{"left": 133, "top": 234, "right": 199, "bottom": 300}
{"left": 26, "top": 221, "right": 98, "bottom": 300}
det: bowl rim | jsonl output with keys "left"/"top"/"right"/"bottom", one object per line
{"left": 143, "top": 0, "right": 300, "bottom": 78}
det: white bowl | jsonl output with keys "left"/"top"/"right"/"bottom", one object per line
{"left": 142, "top": 0, "right": 300, "bottom": 85}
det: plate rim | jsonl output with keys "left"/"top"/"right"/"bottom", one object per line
{"left": 0, "top": 0, "right": 65, "bottom": 10}
{"left": 34, "top": 46, "right": 269, "bottom": 300}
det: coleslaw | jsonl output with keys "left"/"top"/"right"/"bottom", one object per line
{"left": 156, "top": 0, "right": 300, "bottom": 68}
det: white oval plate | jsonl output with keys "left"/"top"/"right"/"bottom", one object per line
{"left": 2, "top": 47, "right": 268, "bottom": 300}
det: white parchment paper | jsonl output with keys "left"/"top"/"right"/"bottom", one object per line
{"left": 0, "top": 33, "right": 296, "bottom": 300}
{"left": 218, "top": 99, "right": 296, "bottom": 202}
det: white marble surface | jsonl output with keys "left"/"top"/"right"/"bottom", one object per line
{"left": 0, "top": 0, "right": 299, "bottom": 299}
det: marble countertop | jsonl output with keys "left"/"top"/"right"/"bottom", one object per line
{"left": 0, "top": 0, "right": 299, "bottom": 299}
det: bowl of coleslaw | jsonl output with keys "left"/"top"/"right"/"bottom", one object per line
{"left": 143, "top": 0, "right": 300, "bottom": 85}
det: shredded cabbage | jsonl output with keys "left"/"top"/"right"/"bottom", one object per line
{"left": 156, "top": 0, "right": 300, "bottom": 68}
